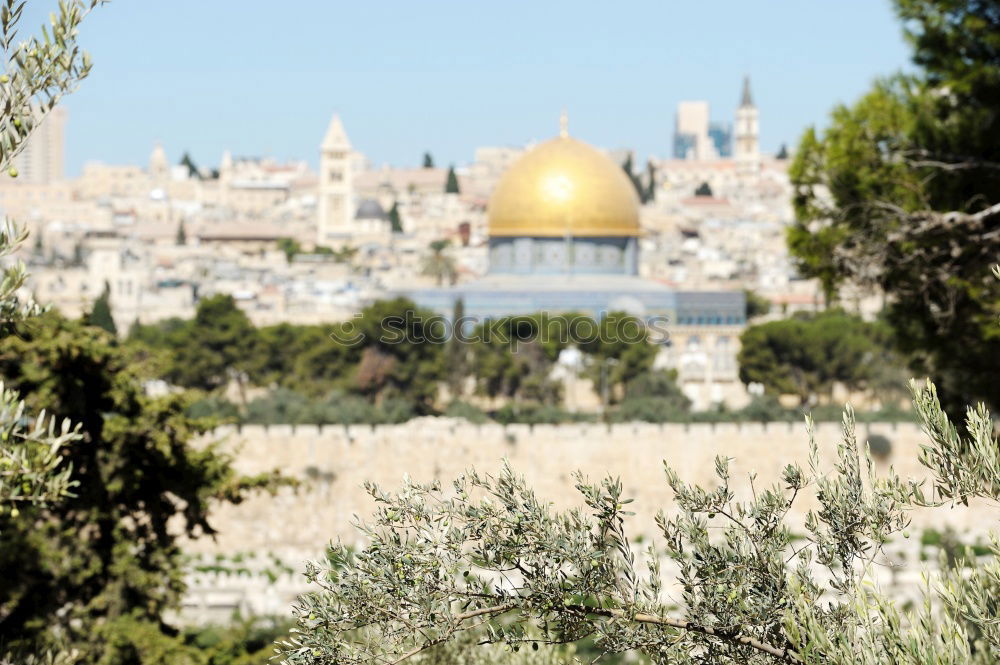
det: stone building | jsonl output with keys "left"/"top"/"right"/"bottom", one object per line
{"left": 10, "top": 107, "right": 66, "bottom": 185}
{"left": 405, "top": 114, "right": 746, "bottom": 408}
{"left": 316, "top": 114, "right": 359, "bottom": 245}
{"left": 734, "top": 75, "right": 761, "bottom": 173}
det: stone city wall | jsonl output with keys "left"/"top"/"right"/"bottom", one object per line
{"left": 190, "top": 417, "right": 966, "bottom": 563}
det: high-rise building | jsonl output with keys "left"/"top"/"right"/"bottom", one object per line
{"left": 733, "top": 76, "right": 760, "bottom": 169}
{"left": 673, "top": 101, "right": 715, "bottom": 161}
{"left": 11, "top": 107, "right": 66, "bottom": 184}
{"left": 708, "top": 122, "right": 732, "bottom": 158}
{"left": 672, "top": 78, "right": 759, "bottom": 163}
{"left": 672, "top": 133, "right": 696, "bottom": 160}
{"left": 317, "top": 114, "right": 354, "bottom": 244}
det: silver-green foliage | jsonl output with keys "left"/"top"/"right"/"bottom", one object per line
{"left": 1, "top": 0, "right": 102, "bottom": 328}
{"left": 1, "top": 0, "right": 101, "bottom": 169}
{"left": 0, "top": 381, "right": 78, "bottom": 511}
{"left": 282, "top": 377, "right": 1000, "bottom": 664}
{"left": 408, "top": 632, "right": 578, "bottom": 665}
{"left": 786, "top": 381, "right": 1000, "bottom": 664}
{"left": 0, "top": 218, "right": 43, "bottom": 332}
{"left": 0, "top": 0, "right": 102, "bottom": 514}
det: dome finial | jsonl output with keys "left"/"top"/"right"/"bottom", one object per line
{"left": 559, "top": 109, "right": 569, "bottom": 138}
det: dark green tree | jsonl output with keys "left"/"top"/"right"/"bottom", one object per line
{"left": 127, "top": 299, "right": 449, "bottom": 413}
{"left": 445, "top": 298, "right": 468, "bottom": 398}
{"left": 176, "top": 219, "right": 186, "bottom": 245}
{"left": 578, "top": 312, "right": 657, "bottom": 403}
{"left": 644, "top": 160, "right": 657, "bottom": 203}
{"left": 179, "top": 151, "right": 200, "bottom": 178}
{"left": 183, "top": 616, "right": 295, "bottom": 665}
{"left": 0, "top": 313, "right": 283, "bottom": 660}
{"left": 422, "top": 152, "right": 434, "bottom": 168}
{"left": 613, "top": 368, "right": 691, "bottom": 422}
{"left": 445, "top": 165, "right": 460, "bottom": 194}
{"left": 744, "top": 289, "right": 771, "bottom": 320}
{"left": 787, "top": 0, "right": 1000, "bottom": 417}
{"left": 466, "top": 312, "right": 594, "bottom": 406}
{"left": 775, "top": 143, "right": 789, "bottom": 160}
{"left": 472, "top": 336, "right": 562, "bottom": 406}
{"left": 278, "top": 237, "right": 301, "bottom": 263}
{"left": 85, "top": 280, "right": 117, "bottom": 335}
{"left": 737, "top": 310, "right": 897, "bottom": 405}
{"left": 694, "top": 181, "right": 712, "bottom": 197}
{"left": 621, "top": 153, "right": 645, "bottom": 201}
{"left": 126, "top": 316, "right": 188, "bottom": 349}
{"left": 284, "top": 323, "right": 360, "bottom": 397}
{"left": 251, "top": 322, "right": 318, "bottom": 388}
{"left": 165, "top": 294, "right": 262, "bottom": 392}
{"left": 388, "top": 201, "right": 403, "bottom": 233}
{"left": 0, "top": 4, "right": 282, "bottom": 658}
{"left": 420, "top": 239, "right": 457, "bottom": 286}
{"left": 353, "top": 298, "right": 446, "bottom": 411}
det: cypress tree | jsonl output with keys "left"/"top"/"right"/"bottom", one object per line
{"left": 176, "top": 220, "right": 187, "bottom": 246}
{"left": 388, "top": 201, "right": 403, "bottom": 233}
{"left": 446, "top": 297, "right": 467, "bottom": 398}
{"left": 622, "top": 153, "right": 644, "bottom": 201}
{"left": 422, "top": 152, "right": 434, "bottom": 168}
{"left": 179, "top": 151, "right": 200, "bottom": 178}
{"left": 445, "top": 166, "right": 460, "bottom": 194}
{"left": 86, "top": 281, "right": 117, "bottom": 335}
{"left": 645, "top": 161, "right": 657, "bottom": 203}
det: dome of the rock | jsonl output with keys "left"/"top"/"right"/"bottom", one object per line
{"left": 487, "top": 133, "right": 640, "bottom": 238}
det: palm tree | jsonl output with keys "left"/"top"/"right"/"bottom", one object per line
{"left": 420, "top": 239, "right": 457, "bottom": 286}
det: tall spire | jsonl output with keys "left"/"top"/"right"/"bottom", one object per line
{"left": 559, "top": 109, "right": 569, "bottom": 138}
{"left": 149, "top": 141, "right": 168, "bottom": 177}
{"left": 322, "top": 113, "right": 352, "bottom": 151}
{"left": 740, "top": 75, "right": 754, "bottom": 108}
{"left": 734, "top": 75, "right": 760, "bottom": 170}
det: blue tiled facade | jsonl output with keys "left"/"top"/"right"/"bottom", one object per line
{"left": 405, "top": 277, "right": 745, "bottom": 327}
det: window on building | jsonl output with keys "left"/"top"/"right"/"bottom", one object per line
{"left": 713, "top": 336, "right": 735, "bottom": 374}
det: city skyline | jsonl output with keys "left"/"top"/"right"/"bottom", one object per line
{"left": 21, "top": 0, "right": 912, "bottom": 175}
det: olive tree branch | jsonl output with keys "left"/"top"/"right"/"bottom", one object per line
{"left": 562, "top": 604, "right": 802, "bottom": 664}
{"left": 386, "top": 604, "right": 517, "bottom": 665}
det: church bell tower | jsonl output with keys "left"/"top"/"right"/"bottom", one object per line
{"left": 317, "top": 114, "right": 354, "bottom": 245}
{"left": 734, "top": 76, "right": 760, "bottom": 173}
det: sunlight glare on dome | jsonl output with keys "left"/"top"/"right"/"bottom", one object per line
{"left": 487, "top": 119, "right": 640, "bottom": 238}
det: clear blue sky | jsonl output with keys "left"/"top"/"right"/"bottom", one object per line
{"left": 23, "top": 0, "right": 912, "bottom": 175}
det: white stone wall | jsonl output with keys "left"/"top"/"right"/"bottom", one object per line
{"left": 192, "top": 418, "right": 965, "bottom": 561}
{"left": 180, "top": 418, "right": 992, "bottom": 622}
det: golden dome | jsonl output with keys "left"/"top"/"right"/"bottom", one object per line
{"left": 488, "top": 131, "right": 640, "bottom": 238}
